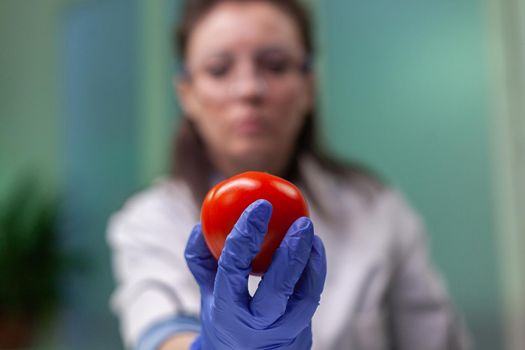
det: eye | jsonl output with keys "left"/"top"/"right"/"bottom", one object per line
{"left": 205, "top": 63, "right": 230, "bottom": 78}
{"left": 261, "top": 58, "right": 292, "bottom": 74}
{"left": 257, "top": 49, "right": 298, "bottom": 75}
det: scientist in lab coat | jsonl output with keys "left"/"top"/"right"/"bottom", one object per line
{"left": 107, "top": 0, "right": 471, "bottom": 349}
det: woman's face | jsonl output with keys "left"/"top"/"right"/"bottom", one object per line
{"left": 177, "top": 1, "right": 313, "bottom": 175}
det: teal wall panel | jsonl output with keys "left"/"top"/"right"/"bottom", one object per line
{"left": 318, "top": 0, "right": 503, "bottom": 348}
{"left": 60, "top": 0, "right": 141, "bottom": 348}
{"left": 0, "top": 0, "right": 64, "bottom": 195}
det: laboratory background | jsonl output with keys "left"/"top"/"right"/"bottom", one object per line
{"left": 0, "top": 0, "right": 524, "bottom": 349}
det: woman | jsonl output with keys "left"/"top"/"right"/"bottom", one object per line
{"left": 108, "top": 0, "right": 470, "bottom": 349}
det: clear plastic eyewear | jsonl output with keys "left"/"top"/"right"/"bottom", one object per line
{"left": 181, "top": 49, "right": 312, "bottom": 98}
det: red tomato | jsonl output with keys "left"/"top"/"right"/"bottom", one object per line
{"left": 200, "top": 171, "right": 309, "bottom": 275}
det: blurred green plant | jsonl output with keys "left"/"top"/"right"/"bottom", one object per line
{"left": 0, "top": 176, "right": 76, "bottom": 348}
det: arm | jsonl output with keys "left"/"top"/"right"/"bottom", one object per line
{"left": 107, "top": 184, "right": 201, "bottom": 349}
{"left": 386, "top": 191, "right": 471, "bottom": 350}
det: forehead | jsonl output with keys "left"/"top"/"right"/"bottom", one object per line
{"left": 186, "top": 1, "right": 304, "bottom": 61}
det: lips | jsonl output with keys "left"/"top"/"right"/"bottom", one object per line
{"left": 234, "top": 116, "right": 269, "bottom": 135}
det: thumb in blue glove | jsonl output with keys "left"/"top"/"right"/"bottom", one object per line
{"left": 185, "top": 199, "right": 327, "bottom": 350}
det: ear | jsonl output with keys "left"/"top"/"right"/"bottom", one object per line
{"left": 174, "top": 75, "right": 198, "bottom": 120}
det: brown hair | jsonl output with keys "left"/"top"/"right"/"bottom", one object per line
{"left": 175, "top": 0, "right": 313, "bottom": 62}
{"left": 171, "top": 0, "right": 382, "bottom": 214}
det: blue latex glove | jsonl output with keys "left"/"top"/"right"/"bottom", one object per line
{"left": 185, "top": 199, "right": 327, "bottom": 350}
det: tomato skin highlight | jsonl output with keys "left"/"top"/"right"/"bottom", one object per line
{"left": 200, "top": 171, "right": 309, "bottom": 275}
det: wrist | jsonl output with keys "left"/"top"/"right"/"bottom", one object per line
{"left": 159, "top": 333, "right": 199, "bottom": 350}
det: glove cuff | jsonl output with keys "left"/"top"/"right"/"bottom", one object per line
{"left": 190, "top": 335, "right": 203, "bottom": 350}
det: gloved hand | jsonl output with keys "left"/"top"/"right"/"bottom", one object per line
{"left": 185, "top": 199, "right": 327, "bottom": 350}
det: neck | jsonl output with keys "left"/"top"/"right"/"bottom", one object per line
{"left": 210, "top": 150, "right": 294, "bottom": 179}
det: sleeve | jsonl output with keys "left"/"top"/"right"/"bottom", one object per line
{"left": 385, "top": 190, "right": 472, "bottom": 350}
{"left": 106, "top": 183, "right": 201, "bottom": 349}
{"left": 135, "top": 315, "right": 200, "bottom": 350}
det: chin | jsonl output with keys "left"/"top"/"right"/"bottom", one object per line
{"left": 234, "top": 141, "right": 276, "bottom": 157}
{"left": 231, "top": 142, "right": 279, "bottom": 169}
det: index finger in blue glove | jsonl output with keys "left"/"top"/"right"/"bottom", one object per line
{"left": 250, "top": 217, "right": 314, "bottom": 326}
{"left": 185, "top": 224, "right": 217, "bottom": 293}
{"left": 214, "top": 199, "right": 272, "bottom": 309}
{"left": 274, "top": 235, "right": 327, "bottom": 335}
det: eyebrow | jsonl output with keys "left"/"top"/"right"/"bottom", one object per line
{"left": 201, "top": 44, "right": 300, "bottom": 60}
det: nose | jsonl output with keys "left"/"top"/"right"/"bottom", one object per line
{"left": 227, "top": 61, "right": 267, "bottom": 100}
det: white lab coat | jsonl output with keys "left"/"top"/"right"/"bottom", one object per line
{"left": 107, "top": 156, "right": 470, "bottom": 349}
